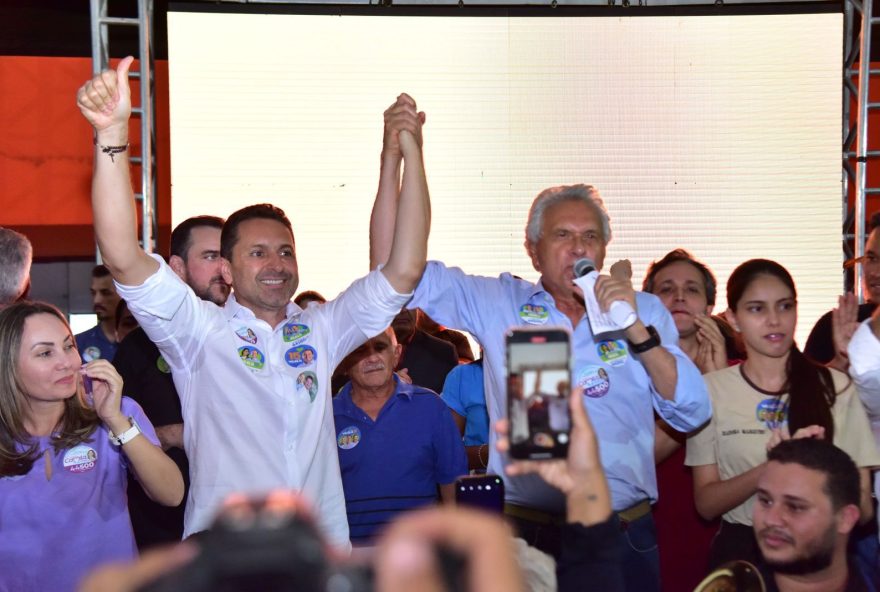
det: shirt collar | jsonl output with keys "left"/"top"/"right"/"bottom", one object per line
{"left": 336, "top": 375, "right": 412, "bottom": 417}
{"left": 222, "top": 293, "right": 303, "bottom": 325}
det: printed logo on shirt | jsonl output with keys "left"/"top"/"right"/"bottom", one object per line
{"left": 519, "top": 303, "right": 550, "bottom": 325}
{"left": 156, "top": 355, "right": 171, "bottom": 374}
{"left": 282, "top": 323, "right": 311, "bottom": 344}
{"left": 576, "top": 365, "right": 611, "bottom": 399}
{"left": 237, "top": 346, "right": 266, "bottom": 370}
{"left": 63, "top": 445, "right": 98, "bottom": 473}
{"left": 596, "top": 340, "right": 628, "bottom": 367}
{"left": 756, "top": 398, "right": 788, "bottom": 430}
{"left": 235, "top": 326, "right": 258, "bottom": 345}
{"left": 82, "top": 346, "right": 101, "bottom": 362}
{"left": 296, "top": 371, "right": 319, "bottom": 402}
{"left": 337, "top": 426, "right": 361, "bottom": 450}
{"left": 285, "top": 345, "right": 317, "bottom": 368}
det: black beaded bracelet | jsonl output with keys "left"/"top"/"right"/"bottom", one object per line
{"left": 93, "top": 137, "right": 129, "bottom": 163}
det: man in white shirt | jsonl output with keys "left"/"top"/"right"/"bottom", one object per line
{"left": 76, "top": 58, "right": 431, "bottom": 548}
{"left": 847, "top": 306, "right": 880, "bottom": 544}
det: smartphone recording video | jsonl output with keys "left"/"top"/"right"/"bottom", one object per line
{"left": 455, "top": 474, "right": 504, "bottom": 513}
{"left": 506, "top": 328, "right": 572, "bottom": 460}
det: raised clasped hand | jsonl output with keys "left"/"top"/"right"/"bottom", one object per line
{"left": 383, "top": 93, "right": 425, "bottom": 159}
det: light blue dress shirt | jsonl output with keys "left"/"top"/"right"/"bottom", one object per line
{"left": 410, "top": 261, "right": 712, "bottom": 513}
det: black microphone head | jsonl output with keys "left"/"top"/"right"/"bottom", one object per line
{"left": 573, "top": 258, "right": 596, "bottom": 278}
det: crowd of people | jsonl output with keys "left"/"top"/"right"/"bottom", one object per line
{"left": 0, "top": 56, "right": 879, "bottom": 592}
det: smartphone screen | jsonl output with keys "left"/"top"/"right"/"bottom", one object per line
{"left": 455, "top": 474, "right": 504, "bottom": 513}
{"left": 506, "top": 328, "right": 572, "bottom": 460}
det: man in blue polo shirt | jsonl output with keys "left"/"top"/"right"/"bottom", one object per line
{"left": 333, "top": 327, "right": 467, "bottom": 546}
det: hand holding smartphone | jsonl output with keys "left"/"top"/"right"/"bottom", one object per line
{"left": 81, "top": 370, "right": 94, "bottom": 407}
{"left": 454, "top": 474, "right": 504, "bottom": 513}
{"left": 506, "top": 327, "right": 572, "bottom": 460}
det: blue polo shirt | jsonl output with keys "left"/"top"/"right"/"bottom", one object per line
{"left": 75, "top": 324, "right": 118, "bottom": 362}
{"left": 333, "top": 377, "right": 467, "bottom": 545}
{"left": 440, "top": 359, "right": 489, "bottom": 446}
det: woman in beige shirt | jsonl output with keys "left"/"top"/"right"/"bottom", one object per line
{"left": 685, "top": 259, "right": 879, "bottom": 569}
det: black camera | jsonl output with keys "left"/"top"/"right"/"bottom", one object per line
{"left": 139, "top": 495, "right": 372, "bottom": 592}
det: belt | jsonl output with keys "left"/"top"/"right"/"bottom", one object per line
{"left": 617, "top": 499, "right": 652, "bottom": 524}
{"left": 503, "top": 503, "right": 565, "bottom": 525}
{"left": 504, "top": 499, "right": 652, "bottom": 526}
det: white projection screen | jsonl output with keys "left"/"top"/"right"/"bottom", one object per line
{"left": 167, "top": 9, "right": 842, "bottom": 344}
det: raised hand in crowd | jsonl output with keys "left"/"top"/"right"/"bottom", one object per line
{"left": 693, "top": 314, "right": 728, "bottom": 374}
{"left": 830, "top": 292, "right": 860, "bottom": 372}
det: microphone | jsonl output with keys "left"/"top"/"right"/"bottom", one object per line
{"left": 573, "top": 257, "right": 637, "bottom": 332}
{"left": 573, "top": 258, "right": 597, "bottom": 279}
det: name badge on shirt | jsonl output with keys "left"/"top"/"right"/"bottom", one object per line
{"left": 596, "top": 339, "right": 628, "bottom": 367}
{"left": 519, "top": 303, "right": 549, "bottom": 325}
{"left": 238, "top": 346, "right": 266, "bottom": 370}
{"left": 337, "top": 426, "right": 361, "bottom": 450}
{"left": 282, "top": 323, "right": 311, "bottom": 344}
{"left": 63, "top": 445, "right": 98, "bottom": 474}
{"left": 756, "top": 398, "right": 788, "bottom": 430}
{"left": 576, "top": 365, "right": 611, "bottom": 399}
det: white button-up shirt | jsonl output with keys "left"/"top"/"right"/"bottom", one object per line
{"left": 117, "top": 255, "right": 410, "bottom": 547}
{"left": 848, "top": 319, "right": 880, "bottom": 539}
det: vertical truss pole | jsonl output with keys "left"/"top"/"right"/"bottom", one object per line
{"left": 88, "top": 0, "right": 156, "bottom": 256}
{"left": 844, "top": 0, "right": 856, "bottom": 286}
{"left": 854, "top": 0, "right": 874, "bottom": 301}
{"left": 137, "top": 0, "right": 155, "bottom": 254}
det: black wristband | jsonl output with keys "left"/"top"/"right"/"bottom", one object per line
{"left": 627, "top": 325, "right": 661, "bottom": 354}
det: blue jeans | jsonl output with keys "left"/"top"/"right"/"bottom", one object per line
{"left": 507, "top": 505, "right": 660, "bottom": 592}
{"left": 619, "top": 512, "right": 661, "bottom": 592}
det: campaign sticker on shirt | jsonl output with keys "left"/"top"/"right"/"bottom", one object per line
{"left": 296, "top": 371, "right": 319, "bottom": 402}
{"left": 519, "top": 303, "right": 550, "bottom": 325}
{"left": 337, "top": 426, "right": 362, "bottom": 450}
{"left": 235, "top": 327, "right": 258, "bottom": 345}
{"left": 156, "top": 355, "right": 171, "bottom": 374}
{"left": 237, "top": 346, "right": 265, "bottom": 370}
{"left": 63, "top": 445, "right": 98, "bottom": 474}
{"left": 756, "top": 398, "right": 788, "bottom": 430}
{"left": 286, "top": 345, "right": 317, "bottom": 368}
{"left": 596, "top": 340, "right": 628, "bottom": 367}
{"left": 82, "top": 346, "right": 101, "bottom": 362}
{"left": 576, "top": 365, "right": 611, "bottom": 399}
{"left": 282, "top": 323, "right": 311, "bottom": 344}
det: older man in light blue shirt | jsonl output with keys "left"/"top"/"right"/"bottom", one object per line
{"left": 371, "top": 181, "right": 710, "bottom": 592}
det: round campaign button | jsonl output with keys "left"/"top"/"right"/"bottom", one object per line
{"left": 576, "top": 365, "right": 611, "bottom": 399}
{"left": 237, "top": 346, "right": 265, "bottom": 370}
{"left": 235, "top": 326, "right": 258, "bottom": 344}
{"left": 282, "top": 323, "right": 311, "bottom": 345}
{"left": 296, "top": 371, "right": 319, "bottom": 403}
{"left": 82, "top": 346, "right": 101, "bottom": 362}
{"left": 756, "top": 397, "right": 788, "bottom": 430}
{"left": 63, "top": 445, "right": 98, "bottom": 474}
{"left": 337, "top": 426, "right": 361, "bottom": 450}
{"left": 284, "top": 345, "right": 317, "bottom": 368}
{"left": 519, "top": 303, "right": 550, "bottom": 325}
{"left": 596, "top": 340, "right": 628, "bottom": 367}
{"left": 156, "top": 355, "right": 171, "bottom": 374}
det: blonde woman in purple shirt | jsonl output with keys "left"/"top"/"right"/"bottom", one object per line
{"left": 0, "top": 301, "right": 183, "bottom": 592}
